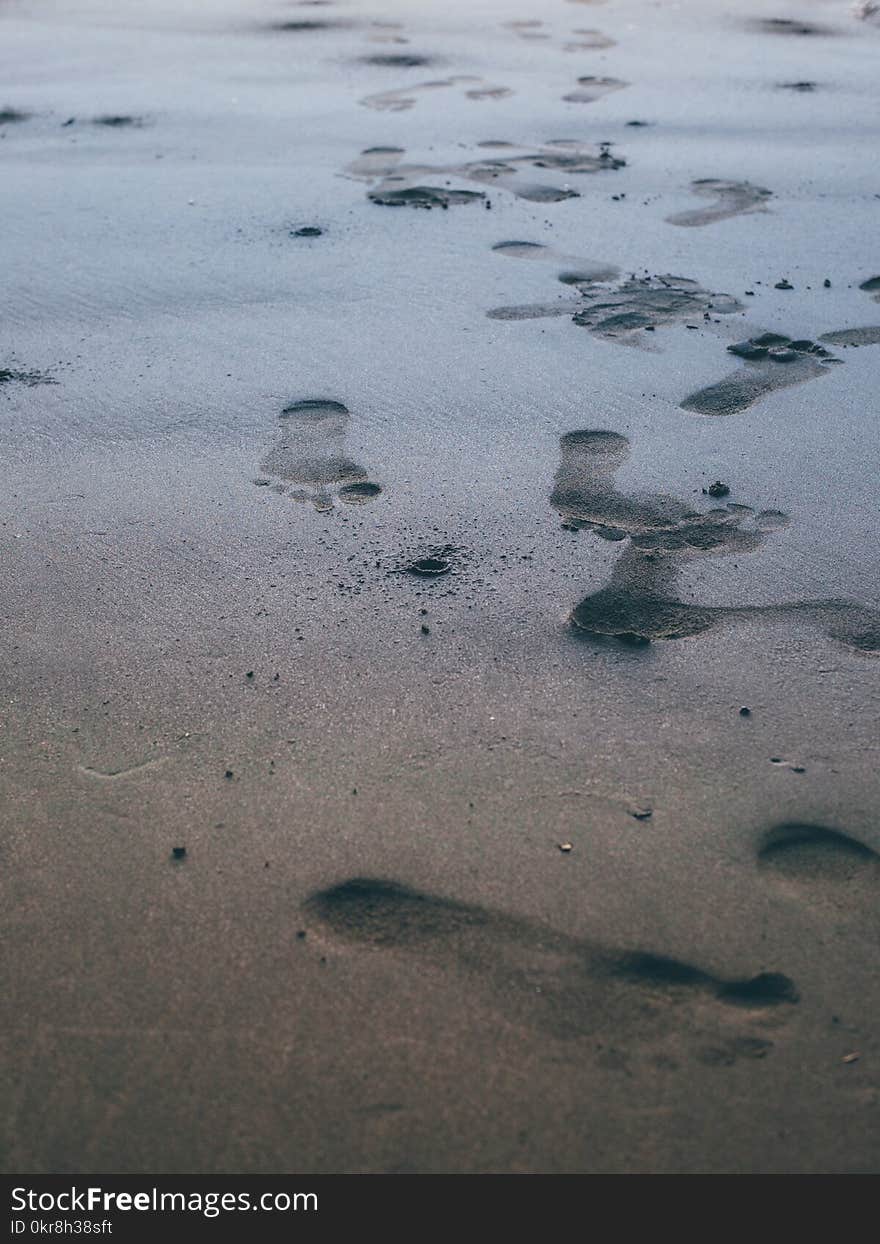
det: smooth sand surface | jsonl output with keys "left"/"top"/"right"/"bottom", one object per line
{"left": 2, "top": 0, "right": 879, "bottom": 1173}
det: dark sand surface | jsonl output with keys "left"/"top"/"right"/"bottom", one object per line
{"left": 2, "top": 0, "right": 879, "bottom": 1173}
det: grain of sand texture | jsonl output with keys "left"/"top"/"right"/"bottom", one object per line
{"left": 1, "top": 0, "right": 879, "bottom": 1175}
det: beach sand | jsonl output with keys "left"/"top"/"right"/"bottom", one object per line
{"left": 1, "top": 0, "right": 879, "bottom": 1173}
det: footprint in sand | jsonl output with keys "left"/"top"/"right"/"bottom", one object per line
{"left": 568, "top": 273, "right": 742, "bottom": 340}
{"left": 491, "top": 270, "right": 741, "bottom": 332}
{"left": 487, "top": 240, "right": 619, "bottom": 319}
{"left": 566, "top": 28, "right": 617, "bottom": 50}
{"left": 0, "top": 364, "right": 56, "bottom": 388}
{"left": 489, "top": 268, "right": 880, "bottom": 414}
{"left": 758, "top": 825, "right": 880, "bottom": 914}
{"left": 503, "top": 19, "right": 550, "bottom": 41}
{"left": 359, "top": 53, "right": 434, "bottom": 68}
{"left": 361, "top": 76, "right": 512, "bottom": 113}
{"left": 255, "top": 399, "right": 382, "bottom": 511}
{"left": 563, "top": 76, "right": 628, "bottom": 104}
{"left": 551, "top": 429, "right": 880, "bottom": 650}
{"left": 346, "top": 139, "right": 625, "bottom": 209}
{"left": 504, "top": 21, "right": 616, "bottom": 50}
{"left": 364, "top": 21, "right": 410, "bottom": 47}
{"left": 681, "top": 333, "right": 837, "bottom": 416}
{"left": 269, "top": 18, "right": 354, "bottom": 33}
{"left": 819, "top": 326, "right": 880, "bottom": 346}
{"left": 304, "top": 877, "right": 796, "bottom": 1059}
{"left": 751, "top": 17, "right": 836, "bottom": 37}
{"left": 666, "top": 179, "right": 772, "bottom": 228}
{"left": 681, "top": 327, "right": 880, "bottom": 416}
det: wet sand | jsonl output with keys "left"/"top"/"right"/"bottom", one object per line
{"left": 2, "top": 0, "right": 879, "bottom": 1174}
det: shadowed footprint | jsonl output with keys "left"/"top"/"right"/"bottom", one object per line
{"left": 563, "top": 76, "right": 628, "bottom": 104}
{"left": 758, "top": 825, "right": 880, "bottom": 911}
{"left": 347, "top": 139, "right": 625, "bottom": 208}
{"left": 305, "top": 878, "right": 798, "bottom": 1052}
{"left": 361, "top": 76, "right": 512, "bottom": 113}
{"left": 552, "top": 430, "right": 880, "bottom": 650}
{"left": 859, "top": 277, "right": 880, "bottom": 303}
{"left": 256, "top": 399, "right": 382, "bottom": 510}
{"left": 666, "top": 179, "right": 772, "bottom": 228}
{"left": 681, "top": 327, "right": 880, "bottom": 416}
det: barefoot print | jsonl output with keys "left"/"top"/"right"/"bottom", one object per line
{"left": 366, "top": 21, "right": 409, "bottom": 46}
{"left": 758, "top": 824, "right": 880, "bottom": 918}
{"left": 304, "top": 877, "right": 797, "bottom": 1060}
{"left": 563, "top": 76, "right": 628, "bottom": 104}
{"left": 255, "top": 399, "right": 382, "bottom": 511}
{"left": 682, "top": 327, "right": 880, "bottom": 416}
{"left": 551, "top": 430, "right": 880, "bottom": 651}
{"left": 666, "top": 179, "right": 772, "bottom": 228}
{"left": 751, "top": 17, "right": 836, "bottom": 37}
{"left": 503, "top": 20, "right": 616, "bottom": 50}
{"left": 346, "top": 139, "right": 625, "bottom": 208}
{"left": 487, "top": 240, "right": 618, "bottom": 320}
{"left": 503, "top": 20, "right": 550, "bottom": 41}
{"left": 361, "top": 76, "right": 512, "bottom": 113}
{"left": 566, "top": 28, "right": 616, "bottom": 50}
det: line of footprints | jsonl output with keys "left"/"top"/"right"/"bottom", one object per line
{"left": 257, "top": 15, "right": 880, "bottom": 657}
{"left": 256, "top": 403, "right": 879, "bottom": 655}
